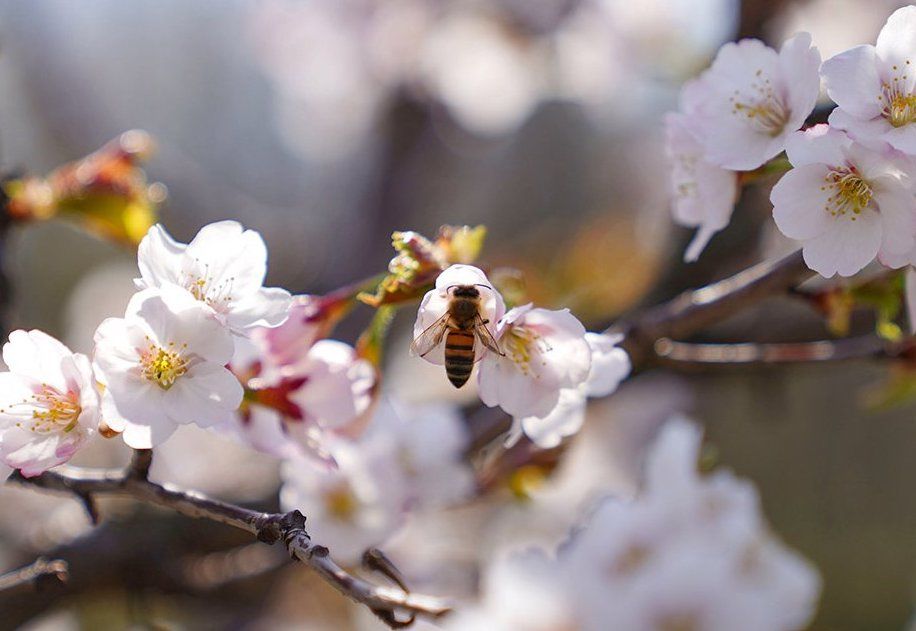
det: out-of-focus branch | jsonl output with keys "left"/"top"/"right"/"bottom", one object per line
{"left": 10, "top": 463, "right": 451, "bottom": 627}
{"left": 653, "top": 335, "right": 897, "bottom": 367}
{"left": 611, "top": 249, "right": 814, "bottom": 369}
{"left": 0, "top": 558, "right": 68, "bottom": 595}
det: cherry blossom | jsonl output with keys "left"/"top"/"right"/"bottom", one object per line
{"left": 445, "top": 550, "right": 577, "bottom": 631}
{"left": 0, "top": 330, "right": 100, "bottom": 477}
{"left": 365, "top": 399, "right": 474, "bottom": 508}
{"left": 771, "top": 125, "right": 916, "bottom": 277}
{"left": 821, "top": 6, "right": 916, "bottom": 156}
{"left": 412, "top": 264, "right": 505, "bottom": 367}
{"left": 280, "top": 437, "right": 409, "bottom": 565}
{"left": 291, "top": 340, "right": 376, "bottom": 432}
{"left": 219, "top": 328, "right": 375, "bottom": 464}
{"left": 665, "top": 81, "right": 740, "bottom": 262}
{"left": 93, "top": 285, "right": 243, "bottom": 449}
{"left": 450, "top": 417, "right": 819, "bottom": 630}
{"left": 560, "top": 417, "right": 820, "bottom": 631}
{"left": 279, "top": 396, "right": 473, "bottom": 564}
{"left": 688, "top": 33, "right": 821, "bottom": 171}
{"left": 136, "top": 221, "right": 291, "bottom": 336}
{"left": 477, "top": 304, "right": 591, "bottom": 419}
{"left": 507, "top": 332, "right": 631, "bottom": 448}
{"left": 251, "top": 295, "right": 322, "bottom": 372}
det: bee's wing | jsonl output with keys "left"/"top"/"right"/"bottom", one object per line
{"left": 410, "top": 312, "right": 451, "bottom": 358}
{"left": 473, "top": 313, "right": 504, "bottom": 358}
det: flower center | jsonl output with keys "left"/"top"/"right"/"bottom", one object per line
{"left": 503, "top": 325, "right": 551, "bottom": 377}
{"left": 324, "top": 484, "right": 358, "bottom": 520}
{"left": 182, "top": 263, "right": 234, "bottom": 312}
{"left": 2, "top": 385, "right": 82, "bottom": 435}
{"left": 880, "top": 61, "right": 916, "bottom": 127}
{"left": 140, "top": 339, "right": 189, "bottom": 389}
{"left": 821, "top": 166, "right": 873, "bottom": 219}
{"left": 730, "top": 71, "right": 789, "bottom": 136}
{"left": 888, "top": 93, "right": 916, "bottom": 127}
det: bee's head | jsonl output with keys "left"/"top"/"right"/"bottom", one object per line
{"left": 450, "top": 285, "right": 481, "bottom": 299}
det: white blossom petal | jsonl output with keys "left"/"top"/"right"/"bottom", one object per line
{"left": 821, "top": 45, "right": 883, "bottom": 120}
{"left": 136, "top": 223, "right": 185, "bottom": 289}
{"left": 163, "top": 363, "right": 244, "bottom": 427}
{"left": 875, "top": 6, "right": 916, "bottom": 80}
{"left": 584, "top": 332, "right": 631, "bottom": 397}
{"left": 802, "top": 210, "right": 882, "bottom": 277}
{"left": 771, "top": 164, "right": 834, "bottom": 240}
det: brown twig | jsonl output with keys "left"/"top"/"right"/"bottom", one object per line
{"left": 653, "top": 335, "right": 896, "bottom": 367}
{"left": 0, "top": 558, "right": 69, "bottom": 594}
{"left": 9, "top": 465, "right": 451, "bottom": 627}
{"left": 611, "top": 249, "right": 815, "bottom": 369}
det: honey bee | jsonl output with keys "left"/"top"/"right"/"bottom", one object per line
{"left": 411, "top": 284, "right": 504, "bottom": 388}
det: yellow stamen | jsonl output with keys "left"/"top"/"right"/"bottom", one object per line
{"left": 140, "top": 339, "right": 189, "bottom": 389}
{"left": 878, "top": 61, "right": 916, "bottom": 127}
{"left": 182, "top": 262, "right": 234, "bottom": 311}
{"left": 821, "top": 167, "right": 873, "bottom": 219}
{"left": 729, "top": 71, "right": 790, "bottom": 136}
{"left": 4, "top": 385, "right": 82, "bottom": 435}
{"left": 503, "top": 324, "right": 551, "bottom": 377}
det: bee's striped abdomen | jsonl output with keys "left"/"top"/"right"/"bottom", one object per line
{"left": 444, "top": 329, "right": 475, "bottom": 388}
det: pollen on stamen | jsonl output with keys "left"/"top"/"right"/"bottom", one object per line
{"left": 822, "top": 167, "right": 873, "bottom": 219}
{"left": 8, "top": 386, "right": 83, "bottom": 435}
{"left": 141, "top": 342, "right": 189, "bottom": 389}
{"left": 728, "top": 71, "right": 790, "bottom": 136}
{"left": 879, "top": 63, "right": 916, "bottom": 127}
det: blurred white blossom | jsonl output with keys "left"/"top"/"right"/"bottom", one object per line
{"left": 448, "top": 417, "right": 821, "bottom": 631}
{"left": 665, "top": 80, "right": 739, "bottom": 262}
{"left": 446, "top": 549, "right": 576, "bottom": 631}
{"left": 366, "top": 399, "right": 474, "bottom": 508}
{"left": 280, "top": 438, "right": 408, "bottom": 565}
{"left": 279, "top": 397, "right": 473, "bottom": 564}
{"left": 687, "top": 33, "right": 821, "bottom": 171}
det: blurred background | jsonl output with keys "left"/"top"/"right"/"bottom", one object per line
{"left": 0, "top": 0, "right": 915, "bottom": 629}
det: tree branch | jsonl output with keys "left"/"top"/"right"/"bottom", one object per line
{"left": 9, "top": 465, "right": 451, "bottom": 627}
{"left": 611, "top": 249, "right": 814, "bottom": 368}
{"left": 0, "top": 558, "right": 69, "bottom": 595}
{"left": 653, "top": 335, "right": 896, "bottom": 367}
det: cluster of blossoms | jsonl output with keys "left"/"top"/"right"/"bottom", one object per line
{"left": 412, "top": 264, "right": 631, "bottom": 448}
{"left": 0, "top": 217, "right": 633, "bottom": 562}
{"left": 447, "top": 418, "right": 821, "bottom": 631}
{"left": 667, "top": 6, "right": 916, "bottom": 282}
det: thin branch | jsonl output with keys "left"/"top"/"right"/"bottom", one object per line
{"left": 653, "top": 335, "right": 896, "bottom": 367}
{"left": 127, "top": 448, "right": 153, "bottom": 480}
{"left": 9, "top": 466, "right": 451, "bottom": 627}
{"left": 611, "top": 249, "right": 814, "bottom": 368}
{"left": 0, "top": 558, "right": 69, "bottom": 594}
